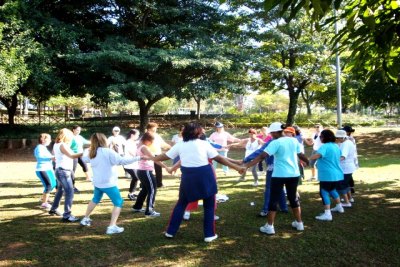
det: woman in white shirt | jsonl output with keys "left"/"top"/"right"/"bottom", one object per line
{"left": 124, "top": 129, "right": 140, "bottom": 201}
{"left": 49, "top": 128, "right": 83, "bottom": 222}
{"left": 152, "top": 122, "right": 245, "bottom": 242}
{"left": 80, "top": 133, "right": 144, "bottom": 234}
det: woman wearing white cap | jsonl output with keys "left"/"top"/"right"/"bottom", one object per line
{"left": 209, "top": 121, "right": 241, "bottom": 175}
{"left": 107, "top": 126, "right": 126, "bottom": 156}
{"left": 244, "top": 122, "right": 309, "bottom": 235}
{"left": 335, "top": 129, "right": 357, "bottom": 206}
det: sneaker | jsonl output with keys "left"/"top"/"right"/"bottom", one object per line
{"left": 214, "top": 215, "right": 220, "bottom": 221}
{"left": 74, "top": 187, "right": 80, "bottom": 193}
{"left": 260, "top": 224, "right": 275, "bottom": 235}
{"left": 49, "top": 209, "right": 62, "bottom": 216}
{"left": 132, "top": 207, "right": 145, "bottom": 213}
{"left": 41, "top": 203, "right": 52, "bottom": 209}
{"left": 291, "top": 221, "right": 304, "bottom": 231}
{"left": 350, "top": 197, "right": 355, "bottom": 203}
{"left": 80, "top": 217, "right": 92, "bottom": 226}
{"left": 61, "top": 215, "right": 80, "bottom": 223}
{"left": 341, "top": 202, "right": 352, "bottom": 208}
{"left": 315, "top": 212, "right": 333, "bottom": 221}
{"left": 331, "top": 205, "right": 345, "bottom": 213}
{"left": 259, "top": 211, "right": 268, "bottom": 217}
{"left": 183, "top": 211, "right": 191, "bottom": 221}
{"left": 127, "top": 193, "right": 137, "bottom": 201}
{"left": 106, "top": 225, "right": 124, "bottom": 235}
{"left": 253, "top": 181, "right": 259, "bottom": 186}
{"left": 204, "top": 234, "right": 218, "bottom": 242}
{"left": 237, "top": 177, "right": 245, "bottom": 182}
{"left": 165, "top": 232, "right": 173, "bottom": 238}
{"left": 145, "top": 211, "right": 160, "bottom": 217}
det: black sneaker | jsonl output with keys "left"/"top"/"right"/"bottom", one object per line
{"left": 49, "top": 209, "right": 62, "bottom": 216}
{"left": 61, "top": 215, "right": 80, "bottom": 222}
{"left": 74, "top": 187, "right": 80, "bottom": 193}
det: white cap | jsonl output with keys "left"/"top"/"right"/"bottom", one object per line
{"left": 112, "top": 126, "right": 120, "bottom": 132}
{"left": 268, "top": 122, "right": 283, "bottom": 133}
{"left": 335, "top": 130, "right": 347, "bottom": 138}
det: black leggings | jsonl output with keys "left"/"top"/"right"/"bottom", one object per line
{"left": 269, "top": 177, "right": 300, "bottom": 211}
{"left": 125, "top": 168, "right": 139, "bottom": 193}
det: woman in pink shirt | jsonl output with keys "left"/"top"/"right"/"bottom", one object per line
{"left": 208, "top": 122, "right": 240, "bottom": 175}
{"left": 132, "top": 132, "right": 169, "bottom": 217}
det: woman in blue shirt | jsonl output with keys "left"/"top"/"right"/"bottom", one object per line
{"left": 34, "top": 133, "right": 56, "bottom": 209}
{"left": 309, "top": 129, "right": 344, "bottom": 221}
{"left": 244, "top": 122, "right": 309, "bottom": 235}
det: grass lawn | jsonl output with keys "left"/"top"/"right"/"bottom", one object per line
{"left": 0, "top": 127, "right": 399, "bottom": 266}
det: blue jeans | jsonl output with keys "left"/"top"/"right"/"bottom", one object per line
{"left": 262, "top": 171, "right": 288, "bottom": 213}
{"left": 51, "top": 168, "right": 74, "bottom": 219}
{"left": 213, "top": 151, "right": 229, "bottom": 173}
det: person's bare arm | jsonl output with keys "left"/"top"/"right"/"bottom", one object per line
{"left": 244, "top": 151, "right": 269, "bottom": 169}
{"left": 60, "top": 143, "right": 82, "bottom": 159}
{"left": 309, "top": 153, "right": 321, "bottom": 161}
{"left": 213, "top": 155, "right": 246, "bottom": 174}
{"left": 141, "top": 147, "right": 169, "bottom": 168}
{"left": 298, "top": 153, "right": 309, "bottom": 166}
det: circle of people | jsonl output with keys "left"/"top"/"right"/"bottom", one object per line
{"left": 33, "top": 121, "right": 358, "bottom": 241}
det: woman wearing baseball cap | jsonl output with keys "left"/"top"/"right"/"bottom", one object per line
{"left": 244, "top": 122, "right": 309, "bottom": 235}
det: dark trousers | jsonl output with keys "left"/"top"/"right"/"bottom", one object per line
{"left": 167, "top": 194, "right": 216, "bottom": 238}
{"left": 269, "top": 177, "right": 300, "bottom": 211}
{"left": 133, "top": 170, "right": 157, "bottom": 214}
{"left": 125, "top": 168, "right": 139, "bottom": 193}
{"left": 154, "top": 161, "right": 163, "bottom": 187}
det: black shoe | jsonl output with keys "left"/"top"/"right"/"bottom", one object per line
{"left": 61, "top": 215, "right": 80, "bottom": 222}
{"left": 49, "top": 209, "right": 62, "bottom": 216}
{"left": 74, "top": 187, "right": 80, "bottom": 193}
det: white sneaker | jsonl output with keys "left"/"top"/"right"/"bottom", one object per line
{"left": 259, "top": 211, "right": 268, "bottom": 217}
{"left": 204, "top": 235, "right": 218, "bottom": 242}
{"left": 331, "top": 205, "right": 345, "bottom": 213}
{"left": 165, "top": 232, "right": 173, "bottom": 238}
{"left": 350, "top": 198, "right": 355, "bottom": 203}
{"left": 145, "top": 211, "right": 161, "bottom": 217}
{"left": 253, "top": 181, "right": 259, "bottom": 186}
{"left": 40, "top": 203, "right": 51, "bottom": 209}
{"left": 80, "top": 217, "right": 92, "bottom": 226}
{"left": 259, "top": 224, "right": 275, "bottom": 235}
{"left": 106, "top": 225, "right": 124, "bottom": 235}
{"left": 341, "top": 202, "right": 352, "bottom": 208}
{"left": 183, "top": 211, "right": 191, "bottom": 220}
{"left": 291, "top": 221, "right": 304, "bottom": 231}
{"left": 315, "top": 212, "right": 333, "bottom": 221}
{"left": 214, "top": 215, "right": 220, "bottom": 221}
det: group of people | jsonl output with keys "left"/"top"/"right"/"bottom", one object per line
{"left": 33, "top": 120, "right": 358, "bottom": 241}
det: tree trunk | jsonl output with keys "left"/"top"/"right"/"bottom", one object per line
{"left": 2, "top": 94, "right": 19, "bottom": 125}
{"left": 138, "top": 100, "right": 152, "bottom": 133}
{"left": 196, "top": 98, "right": 201, "bottom": 120}
{"left": 286, "top": 87, "right": 301, "bottom": 126}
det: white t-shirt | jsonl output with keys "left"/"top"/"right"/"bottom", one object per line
{"left": 171, "top": 134, "right": 183, "bottom": 144}
{"left": 124, "top": 140, "right": 139, "bottom": 169}
{"left": 53, "top": 143, "right": 74, "bottom": 170}
{"left": 312, "top": 132, "right": 322, "bottom": 151}
{"left": 245, "top": 139, "right": 261, "bottom": 157}
{"left": 339, "top": 139, "right": 357, "bottom": 174}
{"left": 82, "top": 147, "right": 140, "bottom": 188}
{"left": 150, "top": 133, "right": 168, "bottom": 155}
{"left": 165, "top": 139, "right": 219, "bottom": 167}
{"left": 107, "top": 135, "right": 126, "bottom": 155}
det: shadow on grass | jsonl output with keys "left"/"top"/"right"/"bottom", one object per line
{"left": 0, "top": 177, "right": 399, "bottom": 267}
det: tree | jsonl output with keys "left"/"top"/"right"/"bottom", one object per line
{"left": 255, "top": 12, "right": 332, "bottom": 125}
{"left": 232, "top": 0, "right": 400, "bottom": 82}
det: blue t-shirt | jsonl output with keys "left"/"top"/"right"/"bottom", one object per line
{"left": 264, "top": 137, "right": 301, "bottom": 178}
{"left": 316, "top": 142, "right": 343, "bottom": 182}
